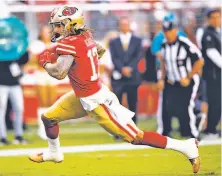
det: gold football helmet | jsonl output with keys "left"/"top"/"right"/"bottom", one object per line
{"left": 49, "top": 5, "right": 85, "bottom": 38}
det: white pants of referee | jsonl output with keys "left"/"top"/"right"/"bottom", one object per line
{"left": 0, "top": 85, "right": 24, "bottom": 139}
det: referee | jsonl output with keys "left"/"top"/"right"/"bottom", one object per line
{"left": 201, "top": 9, "right": 221, "bottom": 138}
{"left": 158, "top": 20, "right": 204, "bottom": 138}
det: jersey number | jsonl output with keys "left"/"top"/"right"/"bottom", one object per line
{"left": 87, "top": 47, "right": 99, "bottom": 81}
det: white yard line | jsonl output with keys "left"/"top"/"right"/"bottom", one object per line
{"left": 0, "top": 139, "right": 220, "bottom": 157}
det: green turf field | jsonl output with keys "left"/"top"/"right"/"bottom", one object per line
{"left": 0, "top": 118, "right": 221, "bottom": 176}
{"left": 0, "top": 145, "right": 220, "bottom": 176}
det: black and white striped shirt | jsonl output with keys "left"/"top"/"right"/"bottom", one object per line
{"left": 161, "top": 36, "right": 202, "bottom": 83}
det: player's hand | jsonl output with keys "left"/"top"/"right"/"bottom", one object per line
{"left": 180, "top": 77, "right": 190, "bottom": 87}
{"left": 157, "top": 79, "right": 164, "bottom": 91}
{"left": 39, "top": 51, "right": 57, "bottom": 68}
{"left": 122, "top": 67, "right": 132, "bottom": 77}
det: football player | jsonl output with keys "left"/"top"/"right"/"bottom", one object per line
{"left": 29, "top": 5, "right": 200, "bottom": 173}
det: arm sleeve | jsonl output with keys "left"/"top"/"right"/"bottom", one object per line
{"left": 202, "top": 34, "right": 222, "bottom": 68}
{"left": 206, "top": 48, "right": 222, "bottom": 68}
{"left": 196, "top": 28, "right": 204, "bottom": 49}
{"left": 109, "top": 40, "right": 124, "bottom": 72}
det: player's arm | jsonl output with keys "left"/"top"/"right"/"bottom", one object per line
{"left": 96, "top": 42, "right": 106, "bottom": 59}
{"left": 187, "top": 58, "right": 204, "bottom": 79}
{"left": 44, "top": 55, "right": 73, "bottom": 80}
{"left": 180, "top": 39, "right": 204, "bottom": 87}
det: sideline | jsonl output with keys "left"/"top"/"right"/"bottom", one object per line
{"left": 0, "top": 139, "right": 220, "bottom": 157}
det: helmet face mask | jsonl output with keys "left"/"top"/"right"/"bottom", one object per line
{"left": 49, "top": 21, "right": 65, "bottom": 42}
{"left": 49, "top": 22, "right": 63, "bottom": 32}
{"left": 49, "top": 5, "right": 85, "bottom": 41}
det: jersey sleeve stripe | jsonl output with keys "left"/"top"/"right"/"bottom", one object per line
{"left": 57, "top": 43, "right": 76, "bottom": 49}
{"left": 56, "top": 48, "right": 76, "bottom": 54}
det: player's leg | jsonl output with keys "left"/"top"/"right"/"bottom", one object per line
{"left": 42, "top": 91, "right": 87, "bottom": 138}
{"left": 133, "top": 85, "right": 200, "bottom": 174}
{"left": 135, "top": 126, "right": 200, "bottom": 173}
{"left": 88, "top": 104, "right": 138, "bottom": 142}
{"left": 90, "top": 101, "right": 200, "bottom": 173}
{"left": 29, "top": 91, "right": 87, "bottom": 163}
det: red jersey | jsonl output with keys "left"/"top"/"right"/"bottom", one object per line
{"left": 56, "top": 33, "right": 102, "bottom": 97}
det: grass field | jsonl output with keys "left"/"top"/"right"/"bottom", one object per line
{"left": 0, "top": 118, "right": 221, "bottom": 176}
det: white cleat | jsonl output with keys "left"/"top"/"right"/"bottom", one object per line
{"left": 181, "top": 138, "right": 200, "bottom": 173}
{"left": 29, "top": 151, "right": 64, "bottom": 163}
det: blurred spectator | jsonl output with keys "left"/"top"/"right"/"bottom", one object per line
{"left": 5, "top": 59, "right": 29, "bottom": 132}
{"left": 0, "top": 53, "right": 29, "bottom": 146}
{"left": 196, "top": 27, "right": 205, "bottom": 49}
{"left": 6, "top": 52, "right": 30, "bottom": 131}
{"left": 182, "top": 11, "right": 198, "bottom": 45}
{"left": 142, "top": 47, "right": 158, "bottom": 86}
{"left": 142, "top": 24, "right": 159, "bottom": 92}
{"left": 201, "top": 8, "right": 221, "bottom": 139}
{"left": 99, "top": 31, "right": 119, "bottom": 88}
{"left": 0, "top": 6, "right": 29, "bottom": 145}
{"left": 195, "top": 8, "right": 208, "bottom": 49}
{"left": 109, "top": 17, "right": 143, "bottom": 124}
{"left": 90, "top": 11, "right": 119, "bottom": 40}
{"left": 139, "top": 21, "right": 162, "bottom": 118}
{"left": 158, "top": 20, "right": 204, "bottom": 138}
{"left": 151, "top": 12, "right": 187, "bottom": 57}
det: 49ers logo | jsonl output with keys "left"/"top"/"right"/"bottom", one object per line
{"left": 62, "top": 7, "right": 77, "bottom": 16}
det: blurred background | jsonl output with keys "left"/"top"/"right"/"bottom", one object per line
{"left": 0, "top": 0, "right": 221, "bottom": 143}
{"left": 0, "top": 1, "right": 221, "bottom": 175}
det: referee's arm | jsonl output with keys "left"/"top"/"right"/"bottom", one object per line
{"left": 187, "top": 45, "right": 204, "bottom": 79}
{"left": 156, "top": 47, "right": 166, "bottom": 90}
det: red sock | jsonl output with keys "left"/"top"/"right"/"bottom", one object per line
{"left": 45, "top": 123, "right": 59, "bottom": 139}
{"left": 142, "top": 131, "right": 167, "bottom": 149}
